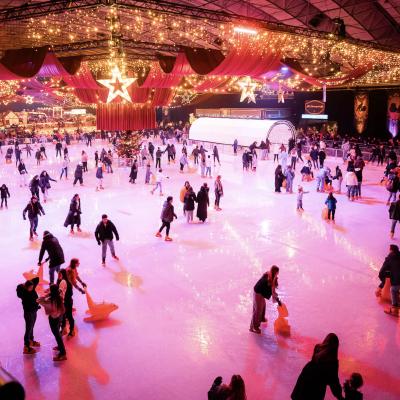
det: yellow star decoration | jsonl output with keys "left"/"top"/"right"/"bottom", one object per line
{"left": 24, "top": 95, "right": 34, "bottom": 104}
{"left": 238, "top": 76, "right": 257, "bottom": 104}
{"left": 97, "top": 65, "right": 136, "bottom": 103}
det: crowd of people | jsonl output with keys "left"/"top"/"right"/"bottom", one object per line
{"left": 2, "top": 124, "right": 398, "bottom": 399}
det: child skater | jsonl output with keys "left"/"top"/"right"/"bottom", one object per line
{"left": 296, "top": 185, "right": 308, "bottom": 211}
{"left": 145, "top": 162, "right": 152, "bottom": 184}
{"left": 0, "top": 184, "right": 10, "bottom": 209}
{"left": 343, "top": 372, "right": 363, "bottom": 400}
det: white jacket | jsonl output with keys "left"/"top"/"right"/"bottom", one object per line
{"left": 345, "top": 171, "right": 358, "bottom": 186}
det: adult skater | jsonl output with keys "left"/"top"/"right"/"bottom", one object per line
{"left": 205, "top": 155, "right": 212, "bottom": 177}
{"left": 60, "top": 155, "right": 69, "bottom": 180}
{"left": 39, "top": 170, "right": 57, "bottom": 202}
{"left": 29, "top": 175, "right": 40, "bottom": 199}
{"left": 155, "top": 147, "right": 162, "bottom": 169}
{"left": 291, "top": 333, "right": 343, "bottom": 400}
{"left": 37, "top": 284, "right": 67, "bottom": 361}
{"left": 145, "top": 162, "right": 152, "bottom": 184}
{"left": 196, "top": 183, "right": 209, "bottom": 223}
{"left": 38, "top": 231, "right": 65, "bottom": 284}
{"left": 66, "top": 258, "right": 87, "bottom": 294}
{"left": 148, "top": 141, "right": 154, "bottom": 160}
{"left": 129, "top": 159, "right": 138, "bottom": 183}
{"left": 16, "top": 277, "right": 41, "bottom": 354}
{"left": 318, "top": 148, "right": 326, "bottom": 168}
{"left": 64, "top": 194, "right": 82, "bottom": 234}
{"left": 73, "top": 163, "right": 84, "bottom": 187}
{"left": 213, "top": 145, "right": 221, "bottom": 166}
{"left": 378, "top": 244, "right": 400, "bottom": 315}
{"left": 284, "top": 166, "right": 295, "bottom": 193}
{"left": 290, "top": 147, "right": 297, "bottom": 170}
{"left": 55, "top": 141, "right": 62, "bottom": 158}
{"left": 325, "top": 192, "right": 337, "bottom": 222}
{"left": 345, "top": 168, "right": 358, "bottom": 201}
{"left": 332, "top": 166, "right": 343, "bottom": 194}
{"left": 151, "top": 169, "right": 167, "bottom": 196}
{"left": 155, "top": 196, "right": 177, "bottom": 241}
{"left": 81, "top": 150, "right": 88, "bottom": 172}
{"left": 180, "top": 181, "right": 190, "bottom": 215}
{"left": 184, "top": 186, "right": 197, "bottom": 223}
{"left": 233, "top": 139, "right": 238, "bottom": 155}
{"left": 214, "top": 175, "right": 223, "bottom": 211}
{"left": 249, "top": 265, "right": 281, "bottom": 334}
{"left": 18, "top": 160, "right": 28, "bottom": 187}
{"left": 0, "top": 184, "right": 10, "bottom": 209}
{"left": 275, "top": 165, "right": 284, "bottom": 193}
{"left": 23, "top": 196, "right": 45, "bottom": 241}
{"left": 179, "top": 152, "right": 188, "bottom": 173}
{"left": 96, "top": 162, "right": 104, "bottom": 191}
{"left": 95, "top": 214, "right": 120, "bottom": 266}
{"left": 192, "top": 145, "right": 199, "bottom": 164}
{"left": 35, "top": 148, "right": 42, "bottom": 166}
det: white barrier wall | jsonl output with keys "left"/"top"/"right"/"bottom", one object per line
{"left": 189, "top": 117, "right": 295, "bottom": 146}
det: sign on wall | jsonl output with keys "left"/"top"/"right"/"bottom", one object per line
{"left": 388, "top": 92, "right": 400, "bottom": 138}
{"left": 354, "top": 93, "right": 369, "bottom": 134}
{"left": 304, "top": 100, "right": 325, "bottom": 115}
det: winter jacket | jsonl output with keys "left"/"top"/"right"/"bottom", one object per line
{"left": 18, "top": 162, "right": 27, "bottom": 174}
{"left": 196, "top": 187, "right": 209, "bottom": 222}
{"left": 95, "top": 220, "right": 119, "bottom": 242}
{"left": 38, "top": 297, "right": 64, "bottom": 318}
{"left": 345, "top": 172, "right": 358, "bottom": 186}
{"left": 38, "top": 232, "right": 65, "bottom": 268}
{"left": 23, "top": 201, "right": 45, "bottom": 220}
{"left": 254, "top": 274, "right": 273, "bottom": 299}
{"left": 74, "top": 164, "right": 83, "bottom": 179}
{"left": 386, "top": 174, "right": 399, "bottom": 193}
{"left": 39, "top": 174, "right": 56, "bottom": 191}
{"left": 64, "top": 198, "right": 82, "bottom": 227}
{"left": 325, "top": 196, "right": 337, "bottom": 210}
{"left": 96, "top": 166, "right": 103, "bottom": 179}
{"left": 160, "top": 201, "right": 177, "bottom": 222}
{"left": 16, "top": 277, "right": 40, "bottom": 312}
{"left": 379, "top": 252, "right": 400, "bottom": 287}
{"left": 0, "top": 185, "right": 10, "bottom": 198}
{"left": 184, "top": 191, "right": 197, "bottom": 211}
{"left": 215, "top": 180, "right": 223, "bottom": 195}
{"left": 129, "top": 163, "right": 138, "bottom": 179}
{"left": 291, "top": 345, "right": 342, "bottom": 400}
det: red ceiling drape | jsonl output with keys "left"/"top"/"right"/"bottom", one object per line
{"left": 62, "top": 63, "right": 100, "bottom": 89}
{"left": 151, "top": 88, "right": 174, "bottom": 106}
{"left": 140, "top": 62, "right": 182, "bottom": 88}
{"left": 37, "top": 53, "right": 82, "bottom": 77}
{"left": 97, "top": 103, "right": 156, "bottom": 130}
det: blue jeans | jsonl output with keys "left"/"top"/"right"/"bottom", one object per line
{"left": 29, "top": 216, "right": 38, "bottom": 238}
{"left": 152, "top": 182, "right": 162, "bottom": 194}
{"left": 391, "top": 285, "right": 400, "bottom": 307}
{"left": 49, "top": 316, "right": 65, "bottom": 355}
{"left": 316, "top": 176, "right": 324, "bottom": 191}
{"left": 205, "top": 167, "right": 211, "bottom": 177}
{"left": 23, "top": 310, "right": 37, "bottom": 347}
{"left": 49, "top": 265, "right": 61, "bottom": 284}
{"left": 102, "top": 239, "right": 115, "bottom": 261}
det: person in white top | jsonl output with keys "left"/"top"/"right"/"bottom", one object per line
{"left": 205, "top": 155, "right": 212, "bottom": 177}
{"left": 60, "top": 156, "right": 69, "bottom": 180}
{"left": 345, "top": 170, "right": 358, "bottom": 201}
{"left": 151, "top": 169, "right": 168, "bottom": 196}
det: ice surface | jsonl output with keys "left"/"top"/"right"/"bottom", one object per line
{"left": 0, "top": 141, "right": 399, "bottom": 400}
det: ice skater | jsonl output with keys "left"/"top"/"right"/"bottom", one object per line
{"left": 16, "top": 277, "right": 41, "bottom": 354}
{"left": 18, "top": 160, "right": 28, "bottom": 187}
{"left": 64, "top": 194, "right": 82, "bottom": 234}
{"left": 23, "top": 196, "right": 45, "bottom": 241}
{"left": 343, "top": 372, "right": 363, "bottom": 400}
{"left": 129, "top": 159, "right": 138, "bottom": 183}
{"left": 196, "top": 183, "right": 209, "bottom": 223}
{"left": 155, "top": 196, "right": 177, "bottom": 241}
{"left": 297, "top": 185, "right": 308, "bottom": 211}
{"left": 96, "top": 162, "right": 104, "bottom": 190}
{"left": 151, "top": 169, "right": 168, "bottom": 196}
{"left": 145, "top": 162, "right": 152, "bottom": 184}
{"left": 95, "top": 214, "right": 120, "bottom": 266}
{"left": 249, "top": 265, "right": 281, "bottom": 334}
{"left": 0, "top": 184, "right": 10, "bottom": 209}
{"left": 37, "top": 284, "right": 67, "bottom": 361}
{"left": 39, "top": 170, "right": 57, "bottom": 202}
{"left": 325, "top": 192, "right": 337, "bottom": 222}
{"left": 213, "top": 145, "right": 221, "bottom": 166}
{"left": 332, "top": 166, "right": 343, "bottom": 193}
{"left": 284, "top": 166, "right": 295, "bottom": 193}
{"left": 73, "top": 163, "right": 84, "bottom": 187}
{"left": 214, "top": 175, "right": 223, "bottom": 211}
{"left": 184, "top": 186, "right": 197, "bottom": 223}
{"left": 38, "top": 231, "right": 65, "bottom": 284}
{"left": 60, "top": 156, "right": 69, "bottom": 180}
{"left": 29, "top": 175, "right": 40, "bottom": 200}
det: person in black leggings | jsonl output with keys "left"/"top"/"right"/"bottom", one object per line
{"left": 155, "top": 196, "right": 177, "bottom": 241}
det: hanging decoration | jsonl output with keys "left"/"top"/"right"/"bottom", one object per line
{"left": 322, "top": 84, "right": 327, "bottom": 103}
{"left": 277, "top": 83, "right": 285, "bottom": 103}
{"left": 97, "top": 65, "right": 136, "bottom": 103}
{"left": 354, "top": 93, "right": 369, "bottom": 134}
{"left": 24, "top": 95, "right": 34, "bottom": 104}
{"left": 238, "top": 76, "right": 257, "bottom": 104}
{"left": 387, "top": 92, "right": 400, "bottom": 138}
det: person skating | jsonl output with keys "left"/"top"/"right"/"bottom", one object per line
{"left": 94, "top": 150, "right": 99, "bottom": 167}
{"left": 378, "top": 244, "right": 400, "bottom": 316}
{"left": 284, "top": 166, "right": 295, "bottom": 193}
{"left": 155, "top": 196, "right": 177, "bottom": 241}
{"left": 325, "top": 192, "right": 337, "bottom": 222}
{"left": 184, "top": 186, "right": 197, "bottom": 223}
{"left": 196, "top": 183, "right": 210, "bottom": 222}
{"left": 214, "top": 175, "right": 223, "bottom": 211}
{"left": 81, "top": 150, "right": 88, "bottom": 172}
{"left": 145, "top": 162, "right": 152, "bottom": 184}
{"left": 38, "top": 231, "right": 65, "bottom": 284}
{"left": 151, "top": 169, "right": 168, "bottom": 196}
{"left": 0, "top": 184, "right": 10, "bottom": 209}
{"left": 66, "top": 258, "right": 87, "bottom": 294}
{"left": 249, "top": 265, "right": 281, "bottom": 334}
{"left": 291, "top": 333, "right": 343, "bottom": 400}
{"left": 129, "top": 159, "right": 138, "bottom": 183}
{"left": 60, "top": 156, "right": 69, "bottom": 180}
{"left": 35, "top": 149, "right": 41, "bottom": 166}
{"left": 64, "top": 194, "right": 82, "bottom": 234}
{"left": 179, "top": 152, "right": 188, "bottom": 173}
{"left": 233, "top": 139, "right": 238, "bottom": 155}
{"left": 332, "top": 166, "right": 343, "bottom": 193}
{"left": 345, "top": 169, "right": 358, "bottom": 201}
{"left": 274, "top": 165, "right": 284, "bottom": 193}
{"left": 297, "top": 185, "right": 308, "bottom": 211}
{"left": 155, "top": 147, "right": 162, "bottom": 169}
{"left": 18, "top": 160, "right": 28, "bottom": 187}
{"left": 95, "top": 214, "right": 120, "bottom": 266}
{"left": 39, "top": 171, "right": 56, "bottom": 203}
{"left": 389, "top": 194, "right": 400, "bottom": 238}
{"left": 23, "top": 196, "right": 45, "bottom": 241}
{"left": 213, "top": 145, "right": 221, "bottom": 166}
{"left": 192, "top": 145, "right": 199, "bottom": 164}
{"left": 16, "top": 277, "right": 41, "bottom": 355}
{"left": 96, "top": 162, "right": 104, "bottom": 191}
{"left": 29, "top": 175, "right": 40, "bottom": 200}
{"left": 37, "top": 284, "right": 67, "bottom": 361}
{"left": 343, "top": 373, "right": 363, "bottom": 400}
{"left": 55, "top": 141, "right": 62, "bottom": 158}
{"left": 148, "top": 141, "right": 154, "bottom": 160}
{"left": 73, "top": 163, "right": 84, "bottom": 186}
{"left": 180, "top": 181, "right": 190, "bottom": 215}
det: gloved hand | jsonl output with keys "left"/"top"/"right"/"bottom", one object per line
{"left": 277, "top": 299, "right": 282, "bottom": 307}
{"left": 82, "top": 282, "right": 87, "bottom": 288}
{"left": 97, "top": 241, "right": 101, "bottom": 246}
{"left": 79, "top": 288, "right": 85, "bottom": 294}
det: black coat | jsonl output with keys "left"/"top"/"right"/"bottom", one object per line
{"left": 74, "top": 165, "right": 83, "bottom": 179}
{"left": 160, "top": 201, "right": 177, "bottom": 222}
{"left": 196, "top": 188, "right": 209, "bottom": 221}
{"left": 379, "top": 252, "right": 400, "bottom": 286}
{"left": 291, "top": 346, "right": 342, "bottom": 400}
{"left": 23, "top": 201, "right": 45, "bottom": 220}
{"left": 184, "top": 191, "right": 197, "bottom": 211}
{"left": 39, "top": 174, "right": 56, "bottom": 191}
{"left": 254, "top": 274, "right": 273, "bottom": 299}
{"left": 16, "top": 277, "right": 40, "bottom": 312}
{"left": 95, "top": 220, "right": 119, "bottom": 242}
{"left": 129, "top": 163, "right": 138, "bottom": 180}
{"left": 64, "top": 198, "right": 82, "bottom": 227}
{"left": 0, "top": 186, "right": 10, "bottom": 198}
{"left": 38, "top": 233, "right": 65, "bottom": 268}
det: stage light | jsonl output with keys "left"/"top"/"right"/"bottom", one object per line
{"left": 233, "top": 26, "right": 257, "bottom": 35}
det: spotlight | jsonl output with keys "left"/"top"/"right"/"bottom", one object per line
{"left": 234, "top": 26, "right": 257, "bottom": 35}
